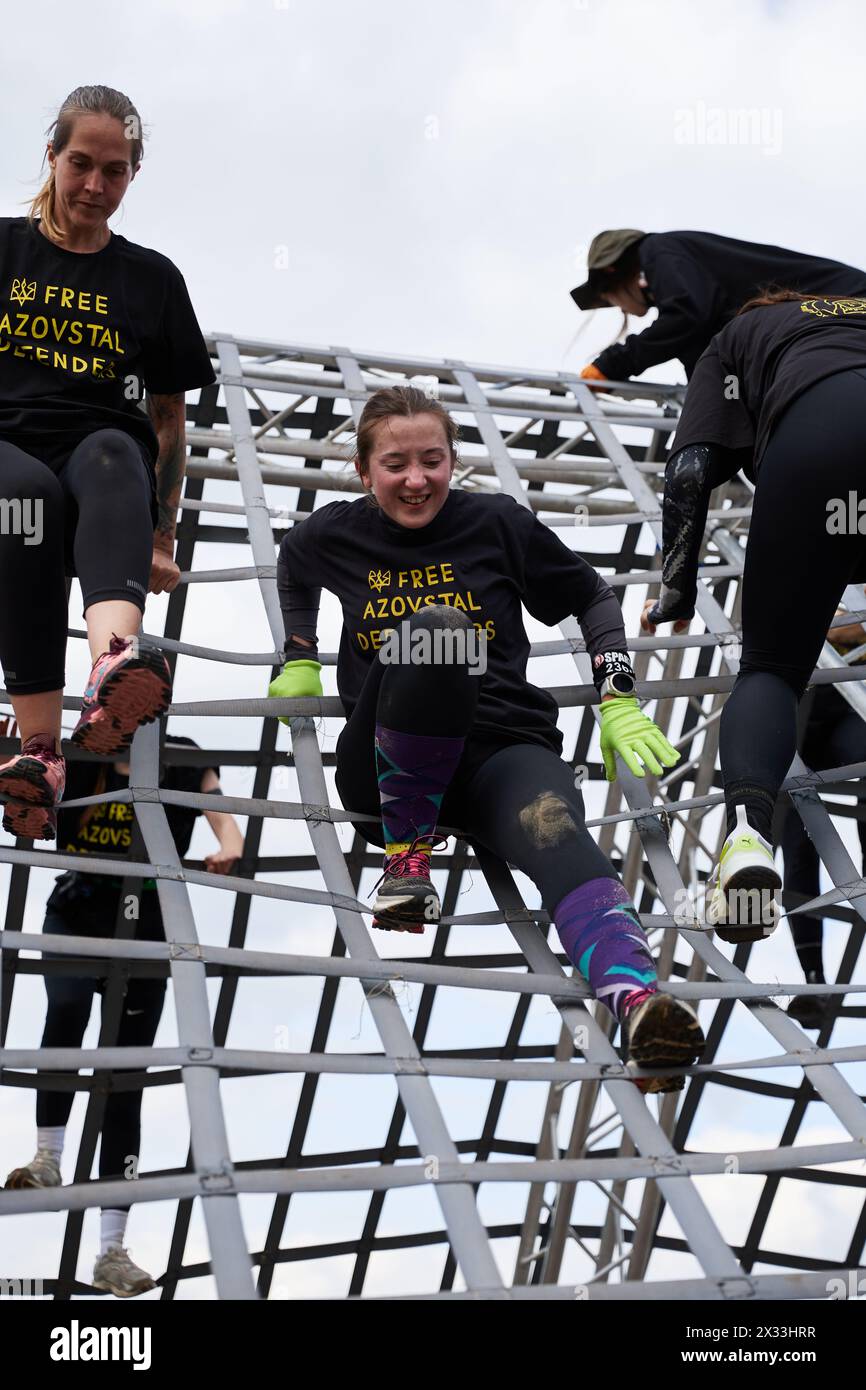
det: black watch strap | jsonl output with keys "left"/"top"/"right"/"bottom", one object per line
{"left": 592, "top": 650, "right": 636, "bottom": 692}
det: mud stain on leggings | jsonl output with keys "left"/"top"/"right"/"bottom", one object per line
{"left": 518, "top": 790, "right": 577, "bottom": 848}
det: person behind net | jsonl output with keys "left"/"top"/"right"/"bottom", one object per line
{"left": 0, "top": 85, "right": 215, "bottom": 841}
{"left": 571, "top": 228, "right": 866, "bottom": 385}
{"left": 270, "top": 385, "right": 705, "bottom": 1093}
{"left": 779, "top": 600, "right": 866, "bottom": 1028}
{"left": 641, "top": 288, "right": 866, "bottom": 941}
{"left": 4, "top": 731, "right": 244, "bottom": 1298}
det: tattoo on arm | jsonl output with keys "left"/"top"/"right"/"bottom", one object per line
{"left": 147, "top": 392, "right": 187, "bottom": 545}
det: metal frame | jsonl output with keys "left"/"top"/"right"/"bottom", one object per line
{"left": 1, "top": 337, "right": 865, "bottom": 1299}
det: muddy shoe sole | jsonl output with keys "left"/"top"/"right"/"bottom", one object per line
{"left": 371, "top": 879, "right": 440, "bottom": 934}
{"left": 2, "top": 801, "right": 57, "bottom": 841}
{"left": 712, "top": 864, "right": 780, "bottom": 945}
{"left": 626, "top": 993, "right": 704, "bottom": 1093}
{"left": 72, "top": 650, "right": 172, "bottom": 756}
{"left": 372, "top": 896, "right": 432, "bottom": 934}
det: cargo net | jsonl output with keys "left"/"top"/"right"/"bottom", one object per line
{"left": 2, "top": 339, "right": 866, "bottom": 1302}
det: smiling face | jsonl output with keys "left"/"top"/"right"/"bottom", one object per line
{"left": 47, "top": 113, "right": 138, "bottom": 237}
{"left": 357, "top": 412, "right": 455, "bottom": 528}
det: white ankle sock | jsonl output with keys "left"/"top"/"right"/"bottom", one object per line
{"left": 100, "top": 1208, "right": 128, "bottom": 1256}
{"left": 36, "top": 1125, "right": 65, "bottom": 1161}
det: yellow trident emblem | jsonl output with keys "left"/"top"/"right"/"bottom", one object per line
{"left": 10, "top": 279, "right": 36, "bottom": 306}
{"left": 368, "top": 569, "right": 391, "bottom": 592}
{"left": 801, "top": 296, "right": 866, "bottom": 318}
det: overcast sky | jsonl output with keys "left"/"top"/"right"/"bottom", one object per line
{"left": 4, "top": 0, "right": 866, "bottom": 370}
{"left": 2, "top": 0, "right": 866, "bottom": 1299}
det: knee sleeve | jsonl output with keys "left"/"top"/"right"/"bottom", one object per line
{"left": 378, "top": 605, "right": 481, "bottom": 734}
{"left": 61, "top": 430, "right": 155, "bottom": 611}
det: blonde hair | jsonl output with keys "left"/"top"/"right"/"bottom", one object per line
{"left": 27, "top": 85, "right": 144, "bottom": 243}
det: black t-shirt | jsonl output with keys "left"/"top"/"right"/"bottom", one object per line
{"left": 57, "top": 736, "right": 219, "bottom": 869}
{"left": 594, "top": 231, "right": 866, "bottom": 380}
{"left": 672, "top": 296, "right": 866, "bottom": 469}
{"left": 0, "top": 217, "right": 215, "bottom": 467}
{"left": 277, "top": 490, "right": 628, "bottom": 755}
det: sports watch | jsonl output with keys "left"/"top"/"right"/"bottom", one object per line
{"left": 593, "top": 650, "right": 637, "bottom": 698}
{"left": 601, "top": 671, "right": 636, "bottom": 698}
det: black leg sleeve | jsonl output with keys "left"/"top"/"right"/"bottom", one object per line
{"left": 59, "top": 429, "right": 154, "bottom": 615}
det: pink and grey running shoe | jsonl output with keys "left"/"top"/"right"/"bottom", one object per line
{"left": 370, "top": 834, "right": 447, "bottom": 934}
{"left": 0, "top": 733, "right": 65, "bottom": 806}
{"left": 71, "top": 634, "right": 172, "bottom": 756}
{"left": 2, "top": 801, "right": 58, "bottom": 841}
{"left": 0, "top": 734, "right": 66, "bottom": 842}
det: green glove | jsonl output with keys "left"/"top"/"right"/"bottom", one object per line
{"left": 268, "top": 660, "right": 323, "bottom": 725}
{"left": 599, "top": 695, "right": 680, "bottom": 782}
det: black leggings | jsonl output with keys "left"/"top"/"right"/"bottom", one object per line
{"left": 0, "top": 429, "right": 155, "bottom": 694}
{"left": 780, "top": 685, "right": 866, "bottom": 974}
{"left": 719, "top": 368, "right": 866, "bottom": 834}
{"left": 38, "top": 890, "right": 166, "bottom": 1192}
{"left": 335, "top": 610, "right": 615, "bottom": 912}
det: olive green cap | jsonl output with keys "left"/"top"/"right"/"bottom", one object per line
{"left": 570, "top": 229, "right": 646, "bottom": 310}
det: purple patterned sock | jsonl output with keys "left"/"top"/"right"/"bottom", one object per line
{"left": 375, "top": 724, "right": 466, "bottom": 849}
{"left": 553, "top": 877, "right": 658, "bottom": 1022}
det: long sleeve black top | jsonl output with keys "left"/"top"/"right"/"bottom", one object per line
{"left": 593, "top": 230, "right": 866, "bottom": 381}
{"left": 277, "top": 490, "right": 630, "bottom": 755}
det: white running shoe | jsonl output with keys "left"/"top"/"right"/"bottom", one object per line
{"left": 706, "top": 807, "right": 781, "bottom": 944}
{"left": 4, "top": 1149, "right": 61, "bottom": 1189}
{"left": 92, "top": 1246, "right": 157, "bottom": 1298}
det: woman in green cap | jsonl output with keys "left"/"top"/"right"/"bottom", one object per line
{"left": 573, "top": 228, "right": 866, "bottom": 383}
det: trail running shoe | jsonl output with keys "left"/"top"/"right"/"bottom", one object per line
{"left": 624, "top": 991, "right": 705, "bottom": 1094}
{"left": 92, "top": 1246, "right": 157, "bottom": 1298}
{"left": 787, "top": 971, "right": 834, "bottom": 1030}
{"left": 2, "top": 800, "right": 57, "bottom": 841}
{"left": 370, "top": 834, "right": 447, "bottom": 933}
{"left": 706, "top": 806, "right": 781, "bottom": 944}
{"left": 0, "top": 734, "right": 65, "bottom": 806}
{"left": 71, "top": 634, "right": 172, "bottom": 756}
{"left": 4, "top": 1149, "right": 62, "bottom": 1189}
